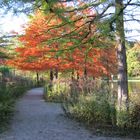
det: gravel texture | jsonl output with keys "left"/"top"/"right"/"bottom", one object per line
{"left": 0, "top": 88, "right": 134, "bottom": 140}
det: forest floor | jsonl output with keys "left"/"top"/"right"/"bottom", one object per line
{"left": 0, "top": 88, "right": 134, "bottom": 140}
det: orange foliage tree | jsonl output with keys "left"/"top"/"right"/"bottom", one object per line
{"left": 7, "top": 10, "right": 117, "bottom": 79}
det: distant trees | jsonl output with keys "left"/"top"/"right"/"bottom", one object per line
{"left": 127, "top": 42, "right": 140, "bottom": 77}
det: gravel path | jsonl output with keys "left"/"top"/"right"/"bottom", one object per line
{"left": 0, "top": 88, "right": 134, "bottom": 140}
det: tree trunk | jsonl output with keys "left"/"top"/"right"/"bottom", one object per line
{"left": 36, "top": 72, "right": 39, "bottom": 86}
{"left": 84, "top": 67, "right": 87, "bottom": 78}
{"left": 77, "top": 71, "right": 79, "bottom": 80}
{"left": 54, "top": 68, "right": 58, "bottom": 80}
{"left": 71, "top": 70, "right": 74, "bottom": 80}
{"left": 50, "top": 69, "right": 54, "bottom": 81}
{"left": 115, "top": 0, "right": 129, "bottom": 111}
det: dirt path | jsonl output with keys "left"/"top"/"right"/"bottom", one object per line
{"left": 0, "top": 88, "right": 133, "bottom": 140}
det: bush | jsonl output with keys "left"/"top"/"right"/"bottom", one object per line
{"left": 0, "top": 86, "right": 15, "bottom": 132}
{"left": 56, "top": 78, "right": 116, "bottom": 127}
{"left": 64, "top": 93, "right": 116, "bottom": 127}
{"left": 0, "top": 81, "right": 32, "bottom": 133}
{"left": 117, "top": 102, "right": 140, "bottom": 129}
{"left": 44, "top": 80, "right": 69, "bottom": 102}
{"left": 130, "top": 103, "right": 140, "bottom": 128}
{"left": 44, "top": 77, "right": 140, "bottom": 137}
{"left": 61, "top": 78, "right": 140, "bottom": 137}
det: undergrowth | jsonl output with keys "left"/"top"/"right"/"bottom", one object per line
{"left": 0, "top": 80, "right": 33, "bottom": 133}
{"left": 44, "top": 77, "right": 140, "bottom": 138}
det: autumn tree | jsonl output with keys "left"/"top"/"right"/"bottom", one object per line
{"left": 7, "top": 10, "right": 117, "bottom": 82}
{"left": 6, "top": 11, "right": 65, "bottom": 83}
{"left": 3, "top": 0, "right": 140, "bottom": 111}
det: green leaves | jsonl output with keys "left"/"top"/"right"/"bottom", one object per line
{"left": 0, "top": 52, "right": 7, "bottom": 59}
{"left": 127, "top": 44, "right": 140, "bottom": 77}
{"left": 0, "top": 66, "right": 10, "bottom": 74}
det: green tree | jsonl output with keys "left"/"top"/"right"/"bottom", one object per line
{"left": 127, "top": 43, "right": 140, "bottom": 77}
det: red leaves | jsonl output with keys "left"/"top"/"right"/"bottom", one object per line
{"left": 7, "top": 10, "right": 117, "bottom": 78}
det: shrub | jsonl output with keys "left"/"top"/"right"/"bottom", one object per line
{"left": 59, "top": 79, "right": 115, "bottom": 126}
{"left": 64, "top": 93, "right": 116, "bottom": 127}
{"left": 117, "top": 101, "right": 140, "bottom": 129}
{"left": 44, "top": 80, "right": 70, "bottom": 102}
{"left": 44, "top": 77, "right": 140, "bottom": 136}
{"left": 129, "top": 103, "right": 140, "bottom": 128}
{"left": 0, "top": 86, "right": 15, "bottom": 132}
{"left": 0, "top": 80, "right": 33, "bottom": 133}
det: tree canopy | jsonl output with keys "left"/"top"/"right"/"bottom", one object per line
{"left": 6, "top": 11, "right": 117, "bottom": 77}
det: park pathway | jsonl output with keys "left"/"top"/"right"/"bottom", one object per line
{"left": 0, "top": 88, "right": 133, "bottom": 140}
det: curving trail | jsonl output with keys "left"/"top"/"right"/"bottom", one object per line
{"left": 0, "top": 88, "right": 133, "bottom": 140}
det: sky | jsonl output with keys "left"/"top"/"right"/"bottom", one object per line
{"left": 0, "top": 8, "right": 140, "bottom": 41}
{"left": 0, "top": 11, "right": 28, "bottom": 35}
{"left": 125, "top": 21, "right": 140, "bottom": 41}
